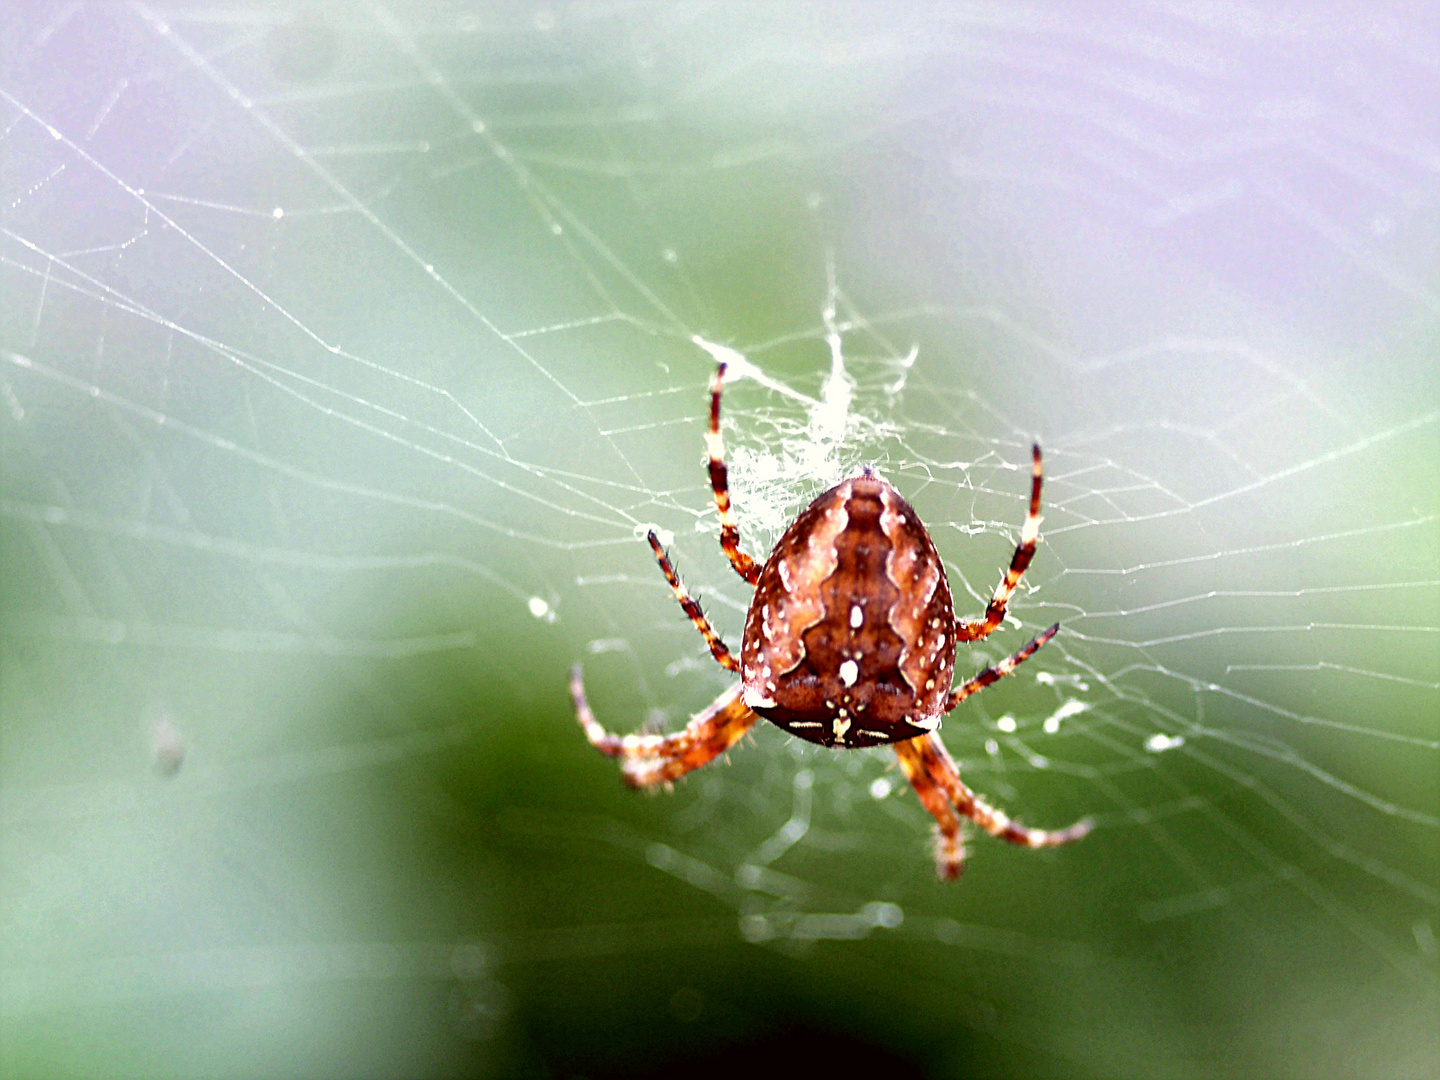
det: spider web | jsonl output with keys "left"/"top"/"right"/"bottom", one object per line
{"left": 2, "top": 3, "right": 1436, "bottom": 1076}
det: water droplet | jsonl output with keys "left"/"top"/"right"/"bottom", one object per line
{"left": 1145, "top": 733, "right": 1185, "bottom": 753}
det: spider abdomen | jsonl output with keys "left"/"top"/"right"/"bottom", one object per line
{"left": 740, "top": 475, "right": 957, "bottom": 747}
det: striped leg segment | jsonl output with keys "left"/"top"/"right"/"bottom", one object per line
{"left": 648, "top": 530, "right": 739, "bottom": 672}
{"left": 894, "top": 732, "right": 1092, "bottom": 877}
{"left": 945, "top": 622, "right": 1059, "bottom": 711}
{"left": 570, "top": 670, "right": 758, "bottom": 789}
{"left": 705, "top": 362, "right": 761, "bottom": 585}
{"left": 956, "top": 443, "right": 1046, "bottom": 644}
{"left": 893, "top": 738, "right": 967, "bottom": 879}
{"left": 923, "top": 732, "right": 1094, "bottom": 848}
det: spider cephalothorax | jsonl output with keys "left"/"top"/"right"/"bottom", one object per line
{"left": 571, "top": 362, "right": 1091, "bottom": 879}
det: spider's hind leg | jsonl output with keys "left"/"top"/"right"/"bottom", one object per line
{"left": 571, "top": 668, "right": 758, "bottom": 788}
{"left": 893, "top": 733, "right": 1091, "bottom": 879}
{"left": 894, "top": 737, "right": 967, "bottom": 879}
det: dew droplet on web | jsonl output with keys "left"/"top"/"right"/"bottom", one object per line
{"left": 1043, "top": 699, "right": 1089, "bottom": 734}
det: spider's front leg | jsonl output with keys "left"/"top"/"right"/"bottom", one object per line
{"left": 947, "top": 622, "right": 1060, "bottom": 711}
{"left": 956, "top": 444, "right": 1046, "bottom": 644}
{"left": 894, "top": 733, "right": 1093, "bottom": 879}
{"left": 646, "top": 530, "right": 739, "bottom": 673}
{"left": 571, "top": 669, "right": 757, "bottom": 788}
{"left": 704, "top": 362, "right": 762, "bottom": 585}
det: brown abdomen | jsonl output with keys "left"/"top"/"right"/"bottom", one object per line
{"left": 740, "top": 475, "right": 956, "bottom": 747}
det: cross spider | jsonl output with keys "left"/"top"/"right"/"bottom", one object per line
{"left": 571, "top": 362, "right": 1092, "bottom": 879}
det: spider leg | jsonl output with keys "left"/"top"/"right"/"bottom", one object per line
{"left": 647, "top": 530, "right": 739, "bottom": 672}
{"left": 570, "top": 669, "right": 758, "bottom": 788}
{"left": 895, "top": 733, "right": 1092, "bottom": 876}
{"left": 956, "top": 444, "right": 1045, "bottom": 643}
{"left": 893, "top": 738, "right": 967, "bottom": 879}
{"left": 705, "top": 362, "right": 762, "bottom": 585}
{"left": 946, "top": 622, "right": 1059, "bottom": 711}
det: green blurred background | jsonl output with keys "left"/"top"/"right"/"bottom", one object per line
{"left": 2, "top": 3, "right": 1436, "bottom": 1077}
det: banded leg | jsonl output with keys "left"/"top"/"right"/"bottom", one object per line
{"left": 705, "top": 362, "right": 761, "bottom": 585}
{"left": 895, "top": 732, "right": 1092, "bottom": 877}
{"left": 956, "top": 444, "right": 1046, "bottom": 643}
{"left": 893, "top": 739, "right": 967, "bottom": 879}
{"left": 648, "top": 530, "right": 738, "bottom": 672}
{"left": 946, "top": 622, "right": 1059, "bottom": 710}
{"left": 571, "top": 670, "right": 758, "bottom": 788}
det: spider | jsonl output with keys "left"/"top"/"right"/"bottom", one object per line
{"left": 570, "top": 362, "right": 1092, "bottom": 879}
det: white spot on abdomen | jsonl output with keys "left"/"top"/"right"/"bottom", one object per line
{"left": 744, "top": 687, "right": 777, "bottom": 709}
{"left": 850, "top": 604, "right": 863, "bottom": 629}
{"left": 839, "top": 659, "right": 859, "bottom": 686}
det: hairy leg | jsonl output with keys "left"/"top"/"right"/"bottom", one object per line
{"left": 571, "top": 669, "right": 757, "bottom": 788}
{"left": 956, "top": 444, "right": 1046, "bottom": 643}
{"left": 704, "top": 362, "right": 761, "bottom": 584}
{"left": 647, "top": 530, "right": 739, "bottom": 673}
{"left": 946, "top": 622, "right": 1059, "bottom": 711}
{"left": 894, "top": 732, "right": 1091, "bottom": 876}
{"left": 893, "top": 738, "right": 967, "bottom": 879}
